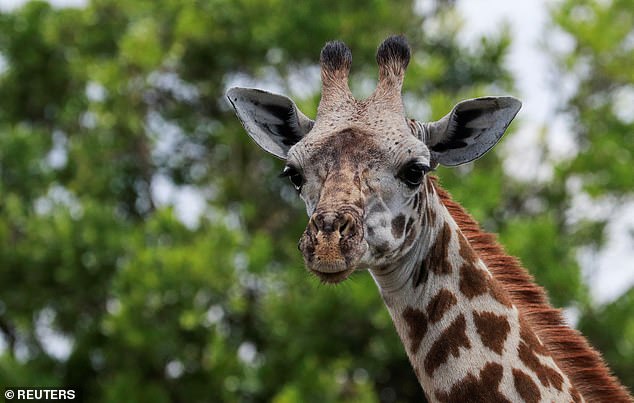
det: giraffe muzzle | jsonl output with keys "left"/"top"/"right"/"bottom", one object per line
{"left": 299, "top": 209, "right": 365, "bottom": 283}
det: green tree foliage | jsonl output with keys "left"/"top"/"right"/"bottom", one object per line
{"left": 0, "top": 0, "right": 631, "bottom": 401}
{"left": 548, "top": 0, "right": 634, "bottom": 389}
{"left": 552, "top": 0, "right": 634, "bottom": 196}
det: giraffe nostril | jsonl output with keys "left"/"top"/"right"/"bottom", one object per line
{"left": 310, "top": 211, "right": 357, "bottom": 239}
{"left": 339, "top": 220, "right": 349, "bottom": 235}
{"left": 339, "top": 215, "right": 355, "bottom": 238}
{"left": 312, "top": 212, "right": 337, "bottom": 234}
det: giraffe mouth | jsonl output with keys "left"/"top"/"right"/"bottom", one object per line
{"left": 309, "top": 264, "right": 355, "bottom": 284}
{"left": 298, "top": 209, "right": 365, "bottom": 284}
{"left": 300, "top": 240, "right": 362, "bottom": 284}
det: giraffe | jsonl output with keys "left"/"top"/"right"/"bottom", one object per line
{"left": 226, "top": 36, "right": 632, "bottom": 402}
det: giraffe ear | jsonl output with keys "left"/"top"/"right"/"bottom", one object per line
{"left": 226, "top": 87, "right": 314, "bottom": 160}
{"left": 423, "top": 97, "right": 521, "bottom": 166}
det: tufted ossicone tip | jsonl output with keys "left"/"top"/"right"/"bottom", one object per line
{"left": 320, "top": 40, "right": 352, "bottom": 77}
{"left": 376, "top": 35, "right": 411, "bottom": 78}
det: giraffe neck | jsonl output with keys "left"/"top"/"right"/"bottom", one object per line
{"left": 369, "top": 185, "right": 582, "bottom": 402}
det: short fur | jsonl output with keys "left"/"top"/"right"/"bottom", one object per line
{"left": 432, "top": 176, "right": 632, "bottom": 403}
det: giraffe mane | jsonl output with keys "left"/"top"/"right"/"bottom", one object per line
{"left": 431, "top": 176, "right": 632, "bottom": 402}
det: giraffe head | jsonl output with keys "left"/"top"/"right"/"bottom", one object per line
{"left": 227, "top": 36, "right": 520, "bottom": 284}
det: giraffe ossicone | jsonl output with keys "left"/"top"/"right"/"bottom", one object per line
{"left": 227, "top": 36, "right": 631, "bottom": 402}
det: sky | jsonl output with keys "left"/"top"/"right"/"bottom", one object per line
{"left": 0, "top": 0, "right": 632, "bottom": 305}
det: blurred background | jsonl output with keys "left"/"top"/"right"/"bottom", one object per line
{"left": 0, "top": 0, "right": 632, "bottom": 401}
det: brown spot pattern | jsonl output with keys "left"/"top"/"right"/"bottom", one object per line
{"left": 426, "top": 289, "right": 457, "bottom": 323}
{"left": 433, "top": 178, "right": 631, "bottom": 403}
{"left": 423, "top": 222, "right": 452, "bottom": 276}
{"left": 435, "top": 362, "right": 511, "bottom": 403}
{"left": 517, "top": 325, "right": 564, "bottom": 391}
{"left": 459, "top": 263, "right": 488, "bottom": 298}
{"left": 458, "top": 233, "right": 477, "bottom": 264}
{"left": 424, "top": 314, "right": 470, "bottom": 376}
{"left": 375, "top": 241, "right": 390, "bottom": 255}
{"left": 391, "top": 214, "right": 406, "bottom": 239}
{"left": 473, "top": 311, "right": 511, "bottom": 354}
{"left": 459, "top": 261, "right": 512, "bottom": 307}
{"left": 402, "top": 307, "right": 428, "bottom": 354}
{"left": 512, "top": 368, "right": 540, "bottom": 403}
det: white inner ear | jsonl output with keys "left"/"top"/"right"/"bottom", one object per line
{"left": 226, "top": 87, "right": 314, "bottom": 160}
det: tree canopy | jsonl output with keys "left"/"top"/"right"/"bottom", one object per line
{"left": 0, "top": 0, "right": 631, "bottom": 401}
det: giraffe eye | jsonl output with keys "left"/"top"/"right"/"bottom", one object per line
{"left": 280, "top": 165, "right": 305, "bottom": 191}
{"left": 398, "top": 161, "right": 430, "bottom": 187}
